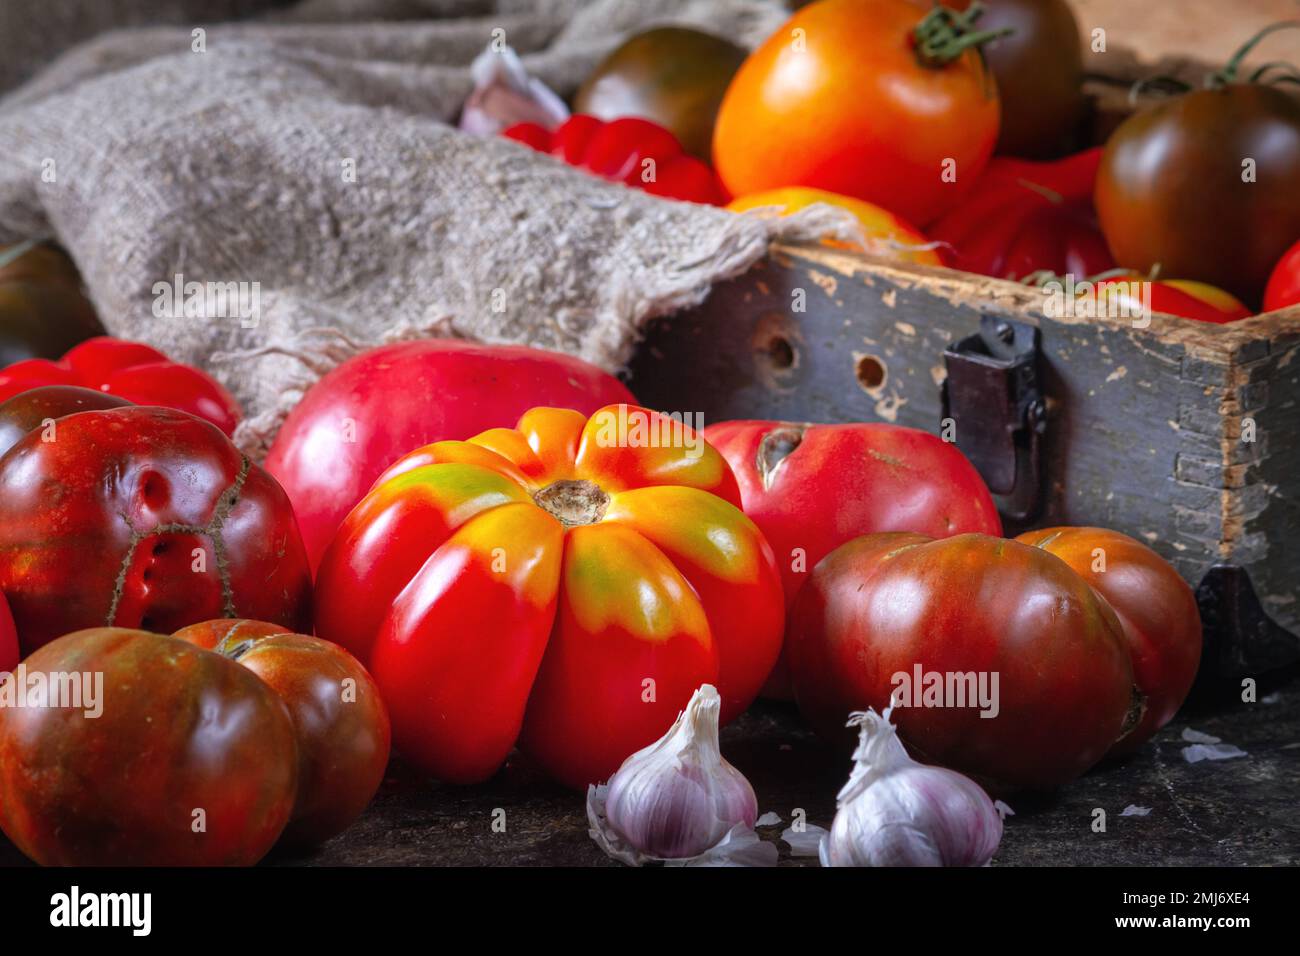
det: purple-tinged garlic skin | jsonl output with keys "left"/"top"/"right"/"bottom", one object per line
{"left": 603, "top": 684, "right": 758, "bottom": 860}
{"left": 820, "top": 709, "right": 1004, "bottom": 867}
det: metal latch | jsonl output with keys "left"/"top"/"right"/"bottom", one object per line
{"left": 940, "top": 315, "right": 1046, "bottom": 525}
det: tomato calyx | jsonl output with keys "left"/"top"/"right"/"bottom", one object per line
{"left": 532, "top": 478, "right": 610, "bottom": 527}
{"left": 911, "top": 1, "right": 1012, "bottom": 70}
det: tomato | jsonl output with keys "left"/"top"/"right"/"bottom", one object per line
{"left": 0, "top": 406, "right": 312, "bottom": 655}
{"left": 0, "top": 592, "right": 15, "bottom": 674}
{"left": 727, "top": 189, "right": 944, "bottom": 266}
{"left": 0, "top": 242, "right": 105, "bottom": 367}
{"left": 1089, "top": 274, "right": 1252, "bottom": 324}
{"left": 704, "top": 420, "right": 1001, "bottom": 698}
{"left": 948, "top": 0, "right": 1085, "bottom": 158}
{"left": 713, "top": 0, "right": 1002, "bottom": 225}
{"left": 0, "top": 384, "right": 130, "bottom": 458}
{"left": 503, "top": 115, "right": 728, "bottom": 205}
{"left": 787, "top": 532, "right": 1135, "bottom": 790}
{"left": 930, "top": 148, "right": 1115, "bottom": 280}
{"left": 1263, "top": 238, "right": 1300, "bottom": 313}
{"left": 574, "top": 26, "right": 747, "bottom": 162}
{"left": 1096, "top": 83, "right": 1300, "bottom": 304}
{"left": 174, "top": 620, "right": 391, "bottom": 846}
{"left": 265, "top": 339, "right": 636, "bottom": 571}
{"left": 315, "top": 404, "right": 784, "bottom": 789}
{"left": 0, "top": 628, "right": 298, "bottom": 865}
{"left": 0, "top": 336, "right": 242, "bottom": 436}
{"left": 1015, "top": 528, "right": 1201, "bottom": 755}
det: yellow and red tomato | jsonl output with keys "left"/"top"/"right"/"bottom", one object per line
{"left": 315, "top": 404, "right": 784, "bottom": 790}
{"left": 713, "top": 0, "right": 1002, "bottom": 225}
{"left": 727, "top": 189, "right": 944, "bottom": 266}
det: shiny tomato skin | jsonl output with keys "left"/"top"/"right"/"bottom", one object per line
{"left": 0, "top": 592, "right": 15, "bottom": 673}
{"left": 713, "top": 0, "right": 1001, "bottom": 225}
{"left": 0, "top": 406, "right": 312, "bottom": 655}
{"left": 0, "top": 628, "right": 298, "bottom": 866}
{"left": 1090, "top": 275, "right": 1253, "bottom": 324}
{"left": 1095, "top": 84, "right": 1300, "bottom": 305}
{"left": 175, "top": 622, "right": 391, "bottom": 846}
{"left": 316, "top": 404, "right": 783, "bottom": 789}
{"left": 1263, "top": 238, "right": 1300, "bottom": 313}
{"left": 704, "top": 420, "right": 1001, "bottom": 696}
{"left": 0, "top": 243, "right": 106, "bottom": 367}
{"left": 265, "top": 340, "right": 636, "bottom": 571}
{"left": 0, "top": 336, "right": 242, "bottom": 436}
{"left": 0, "top": 384, "right": 131, "bottom": 458}
{"left": 1015, "top": 528, "right": 1201, "bottom": 755}
{"left": 787, "top": 532, "right": 1134, "bottom": 791}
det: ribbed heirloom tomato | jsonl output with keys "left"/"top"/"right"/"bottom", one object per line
{"left": 315, "top": 405, "right": 785, "bottom": 790}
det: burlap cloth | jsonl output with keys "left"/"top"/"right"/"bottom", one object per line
{"left": 0, "top": 0, "right": 849, "bottom": 456}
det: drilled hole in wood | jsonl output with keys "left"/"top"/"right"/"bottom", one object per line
{"left": 761, "top": 334, "right": 795, "bottom": 370}
{"left": 855, "top": 354, "right": 886, "bottom": 392}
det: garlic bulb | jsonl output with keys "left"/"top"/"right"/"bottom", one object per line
{"left": 459, "top": 42, "right": 569, "bottom": 136}
{"left": 820, "top": 708, "right": 1007, "bottom": 867}
{"left": 587, "top": 684, "right": 759, "bottom": 864}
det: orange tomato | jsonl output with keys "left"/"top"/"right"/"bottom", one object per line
{"left": 713, "top": 0, "right": 1002, "bottom": 226}
{"left": 727, "top": 188, "right": 945, "bottom": 265}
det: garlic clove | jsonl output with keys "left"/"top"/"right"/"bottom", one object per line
{"left": 820, "top": 708, "right": 1006, "bottom": 867}
{"left": 587, "top": 684, "right": 766, "bottom": 865}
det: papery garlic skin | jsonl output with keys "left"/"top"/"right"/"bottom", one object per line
{"left": 820, "top": 709, "right": 1004, "bottom": 868}
{"left": 459, "top": 43, "right": 569, "bottom": 136}
{"left": 602, "top": 684, "right": 758, "bottom": 860}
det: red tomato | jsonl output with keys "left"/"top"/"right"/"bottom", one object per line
{"left": 174, "top": 620, "right": 391, "bottom": 846}
{"left": 1263, "top": 238, "right": 1300, "bottom": 313}
{"left": 1088, "top": 275, "right": 1252, "bottom": 324}
{"left": 0, "top": 628, "right": 298, "bottom": 865}
{"left": 503, "top": 115, "right": 728, "bottom": 205}
{"left": 0, "top": 406, "right": 312, "bottom": 655}
{"left": 0, "top": 336, "right": 242, "bottom": 436}
{"left": 0, "top": 384, "right": 130, "bottom": 458}
{"left": 315, "top": 404, "right": 784, "bottom": 790}
{"left": 0, "top": 592, "right": 16, "bottom": 674}
{"left": 930, "top": 149, "right": 1115, "bottom": 280}
{"left": 1015, "top": 528, "right": 1201, "bottom": 755}
{"left": 787, "top": 532, "right": 1135, "bottom": 790}
{"left": 703, "top": 420, "right": 1001, "bottom": 697}
{"left": 265, "top": 340, "right": 636, "bottom": 571}
{"left": 712, "top": 0, "right": 1003, "bottom": 225}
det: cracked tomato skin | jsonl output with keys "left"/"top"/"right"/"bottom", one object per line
{"left": 0, "top": 406, "right": 312, "bottom": 656}
{"left": 315, "top": 404, "right": 784, "bottom": 789}
{"left": 1015, "top": 527, "right": 1202, "bottom": 756}
{"left": 703, "top": 420, "right": 1001, "bottom": 697}
{"left": 0, "top": 628, "right": 298, "bottom": 866}
{"left": 787, "top": 532, "right": 1135, "bottom": 791}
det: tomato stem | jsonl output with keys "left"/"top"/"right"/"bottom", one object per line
{"left": 912, "top": 1, "right": 1012, "bottom": 69}
{"left": 1207, "top": 20, "right": 1300, "bottom": 88}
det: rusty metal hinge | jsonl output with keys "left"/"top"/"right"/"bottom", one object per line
{"left": 940, "top": 315, "right": 1046, "bottom": 524}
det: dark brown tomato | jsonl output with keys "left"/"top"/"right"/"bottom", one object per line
{"left": 0, "top": 242, "right": 106, "bottom": 365}
{"left": 1015, "top": 527, "right": 1202, "bottom": 756}
{"left": 574, "top": 26, "right": 747, "bottom": 161}
{"left": 968, "top": 0, "right": 1086, "bottom": 158}
{"left": 787, "top": 532, "right": 1136, "bottom": 791}
{"left": 1095, "top": 84, "right": 1300, "bottom": 304}
{"left": 0, "top": 628, "right": 298, "bottom": 866}
{"left": 0, "top": 384, "right": 130, "bottom": 458}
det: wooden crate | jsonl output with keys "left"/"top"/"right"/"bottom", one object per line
{"left": 627, "top": 249, "right": 1300, "bottom": 682}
